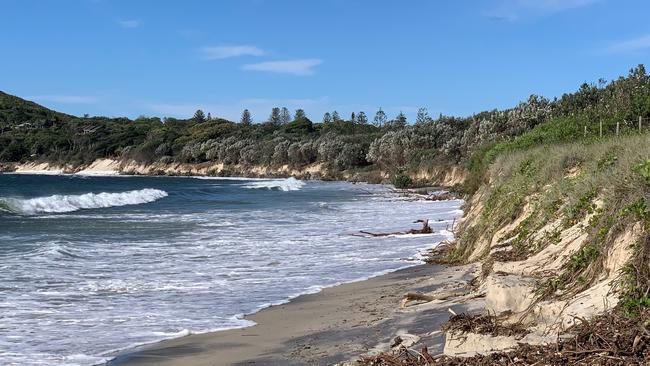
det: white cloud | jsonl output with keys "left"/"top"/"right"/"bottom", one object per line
{"left": 607, "top": 35, "right": 650, "bottom": 53}
{"left": 118, "top": 19, "right": 140, "bottom": 28}
{"left": 28, "top": 95, "right": 100, "bottom": 104}
{"left": 486, "top": 0, "right": 599, "bottom": 21}
{"left": 200, "top": 45, "right": 265, "bottom": 60}
{"left": 242, "top": 59, "right": 322, "bottom": 76}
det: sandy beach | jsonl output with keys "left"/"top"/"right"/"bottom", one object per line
{"left": 107, "top": 263, "right": 482, "bottom": 366}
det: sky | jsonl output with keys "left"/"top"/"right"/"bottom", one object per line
{"left": 1, "top": 0, "right": 649, "bottom": 122}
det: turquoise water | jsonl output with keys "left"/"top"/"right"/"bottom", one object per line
{"left": 0, "top": 174, "right": 462, "bottom": 365}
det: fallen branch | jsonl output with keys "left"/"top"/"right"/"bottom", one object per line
{"left": 356, "top": 220, "right": 433, "bottom": 237}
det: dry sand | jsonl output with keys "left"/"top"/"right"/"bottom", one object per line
{"left": 107, "top": 263, "right": 482, "bottom": 366}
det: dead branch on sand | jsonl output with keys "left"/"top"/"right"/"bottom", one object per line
{"left": 354, "top": 220, "right": 433, "bottom": 238}
{"left": 399, "top": 289, "right": 471, "bottom": 308}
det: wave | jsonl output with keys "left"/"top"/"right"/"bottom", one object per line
{"left": 0, "top": 189, "right": 168, "bottom": 215}
{"left": 242, "top": 177, "right": 305, "bottom": 191}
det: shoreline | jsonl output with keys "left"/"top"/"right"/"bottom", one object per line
{"left": 0, "top": 158, "right": 468, "bottom": 187}
{"left": 107, "top": 263, "right": 482, "bottom": 366}
{"left": 1, "top": 172, "right": 467, "bottom": 365}
{"left": 100, "top": 258, "right": 433, "bottom": 364}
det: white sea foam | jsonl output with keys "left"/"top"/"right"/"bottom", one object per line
{"left": 193, "top": 176, "right": 269, "bottom": 181}
{"left": 439, "top": 229, "right": 455, "bottom": 239}
{"left": 74, "top": 170, "right": 120, "bottom": 177}
{"left": 11, "top": 170, "right": 65, "bottom": 175}
{"left": 0, "top": 177, "right": 464, "bottom": 366}
{"left": 242, "top": 177, "right": 305, "bottom": 191}
{"left": 1, "top": 189, "right": 168, "bottom": 214}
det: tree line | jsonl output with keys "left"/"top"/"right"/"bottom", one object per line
{"left": 189, "top": 105, "right": 414, "bottom": 128}
{"left": 1, "top": 65, "right": 649, "bottom": 180}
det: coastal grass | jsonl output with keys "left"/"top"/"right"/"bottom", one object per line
{"left": 451, "top": 133, "right": 650, "bottom": 310}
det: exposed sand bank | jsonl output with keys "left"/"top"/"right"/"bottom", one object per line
{"left": 107, "top": 264, "right": 482, "bottom": 366}
{"left": 1, "top": 159, "right": 468, "bottom": 187}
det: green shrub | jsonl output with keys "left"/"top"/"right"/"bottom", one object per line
{"left": 391, "top": 173, "right": 413, "bottom": 189}
{"left": 634, "top": 159, "right": 650, "bottom": 184}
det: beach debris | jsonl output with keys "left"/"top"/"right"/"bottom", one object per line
{"left": 400, "top": 289, "right": 470, "bottom": 308}
{"left": 398, "top": 190, "right": 457, "bottom": 202}
{"left": 358, "top": 309, "right": 650, "bottom": 365}
{"left": 423, "top": 241, "right": 457, "bottom": 265}
{"left": 358, "top": 345, "right": 438, "bottom": 365}
{"left": 391, "top": 336, "right": 404, "bottom": 348}
{"left": 442, "top": 312, "right": 529, "bottom": 338}
{"left": 390, "top": 333, "right": 421, "bottom": 350}
{"left": 412, "top": 219, "right": 433, "bottom": 234}
{"left": 355, "top": 220, "right": 433, "bottom": 238}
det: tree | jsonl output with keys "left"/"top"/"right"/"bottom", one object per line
{"left": 373, "top": 108, "right": 387, "bottom": 127}
{"left": 332, "top": 111, "right": 341, "bottom": 122}
{"left": 207, "top": 112, "right": 212, "bottom": 121}
{"left": 357, "top": 111, "right": 368, "bottom": 124}
{"left": 294, "top": 108, "right": 306, "bottom": 120}
{"left": 394, "top": 111, "right": 407, "bottom": 128}
{"left": 269, "top": 107, "right": 281, "bottom": 124}
{"left": 415, "top": 108, "right": 431, "bottom": 125}
{"left": 350, "top": 112, "right": 356, "bottom": 123}
{"left": 280, "top": 107, "right": 292, "bottom": 124}
{"left": 193, "top": 109, "right": 206, "bottom": 123}
{"left": 322, "top": 112, "right": 332, "bottom": 124}
{"left": 241, "top": 109, "right": 253, "bottom": 125}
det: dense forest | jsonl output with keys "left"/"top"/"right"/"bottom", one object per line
{"left": 2, "top": 65, "right": 650, "bottom": 185}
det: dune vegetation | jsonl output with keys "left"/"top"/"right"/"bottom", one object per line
{"left": 360, "top": 68, "right": 650, "bottom": 364}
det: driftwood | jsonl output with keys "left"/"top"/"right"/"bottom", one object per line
{"left": 400, "top": 289, "right": 470, "bottom": 308}
{"left": 357, "top": 230, "right": 403, "bottom": 237}
{"left": 355, "top": 220, "right": 433, "bottom": 238}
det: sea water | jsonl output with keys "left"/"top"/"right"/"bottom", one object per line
{"left": 0, "top": 174, "right": 463, "bottom": 365}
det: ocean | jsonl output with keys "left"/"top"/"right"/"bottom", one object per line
{"left": 0, "top": 173, "right": 462, "bottom": 365}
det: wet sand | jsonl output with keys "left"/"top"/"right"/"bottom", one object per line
{"left": 108, "top": 263, "right": 482, "bottom": 366}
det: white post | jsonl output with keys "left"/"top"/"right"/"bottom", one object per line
{"left": 640, "top": 116, "right": 643, "bottom": 132}
{"left": 600, "top": 120, "right": 603, "bottom": 138}
{"left": 616, "top": 121, "right": 620, "bottom": 136}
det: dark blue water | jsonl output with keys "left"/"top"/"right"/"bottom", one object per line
{"left": 0, "top": 174, "right": 462, "bottom": 365}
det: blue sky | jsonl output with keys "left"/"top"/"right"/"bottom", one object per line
{"left": 1, "top": 0, "right": 649, "bottom": 122}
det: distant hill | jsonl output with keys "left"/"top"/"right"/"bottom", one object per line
{"left": 0, "top": 91, "right": 74, "bottom": 127}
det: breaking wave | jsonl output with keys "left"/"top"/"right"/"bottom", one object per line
{"left": 242, "top": 177, "right": 305, "bottom": 192}
{"left": 0, "top": 189, "right": 168, "bottom": 215}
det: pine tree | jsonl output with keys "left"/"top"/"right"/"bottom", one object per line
{"left": 415, "top": 107, "right": 431, "bottom": 124}
{"left": 294, "top": 109, "right": 306, "bottom": 120}
{"left": 241, "top": 109, "right": 253, "bottom": 125}
{"left": 357, "top": 111, "right": 368, "bottom": 124}
{"left": 322, "top": 112, "right": 332, "bottom": 124}
{"left": 350, "top": 112, "right": 356, "bottom": 123}
{"left": 193, "top": 109, "right": 206, "bottom": 123}
{"left": 207, "top": 112, "right": 212, "bottom": 121}
{"left": 394, "top": 111, "right": 407, "bottom": 128}
{"left": 269, "top": 107, "right": 281, "bottom": 124}
{"left": 332, "top": 111, "right": 341, "bottom": 122}
{"left": 280, "top": 107, "right": 292, "bottom": 124}
{"left": 373, "top": 108, "right": 387, "bottom": 127}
